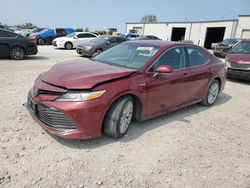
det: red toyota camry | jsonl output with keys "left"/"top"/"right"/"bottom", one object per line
{"left": 27, "top": 40, "right": 227, "bottom": 140}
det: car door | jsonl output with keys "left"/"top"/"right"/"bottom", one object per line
{"left": 0, "top": 30, "right": 12, "bottom": 57}
{"left": 143, "top": 46, "right": 191, "bottom": 116}
{"left": 185, "top": 46, "right": 213, "bottom": 101}
{"left": 106, "top": 37, "right": 118, "bottom": 49}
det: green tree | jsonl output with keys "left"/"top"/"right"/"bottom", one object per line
{"left": 95, "top": 30, "right": 107, "bottom": 35}
{"left": 141, "top": 14, "right": 157, "bottom": 23}
{"left": 75, "top": 28, "right": 84, "bottom": 32}
{"left": 17, "top": 22, "right": 37, "bottom": 29}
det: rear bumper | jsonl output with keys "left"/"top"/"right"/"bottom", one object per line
{"left": 227, "top": 68, "right": 250, "bottom": 81}
{"left": 26, "top": 46, "right": 38, "bottom": 55}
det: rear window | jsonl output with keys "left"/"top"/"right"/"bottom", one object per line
{"left": 186, "top": 47, "right": 209, "bottom": 67}
{"left": 0, "top": 30, "right": 18, "bottom": 37}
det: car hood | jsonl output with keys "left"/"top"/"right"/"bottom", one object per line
{"left": 226, "top": 53, "right": 250, "bottom": 64}
{"left": 40, "top": 59, "right": 136, "bottom": 89}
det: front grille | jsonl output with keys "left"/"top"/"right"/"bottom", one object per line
{"left": 28, "top": 94, "right": 76, "bottom": 130}
{"left": 229, "top": 62, "right": 250, "bottom": 70}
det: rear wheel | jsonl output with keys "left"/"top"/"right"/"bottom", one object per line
{"left": 65, "top": 42, "right": 73, "bottom": 50}
{"left": 10, "top": 47, "right": 25, "bottom": 60}
{"left": 103, "top": 96, "right": 134, "bottom": 138}
{"left": 38, "top": 38, "right": 44, "bottom": 45}
{"left": 201, "top": 80, "right": 220, "bottom": 106}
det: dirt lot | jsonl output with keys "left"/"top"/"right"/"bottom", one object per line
{"left": 0, "top": 46, "right": 250, "bottom": 188}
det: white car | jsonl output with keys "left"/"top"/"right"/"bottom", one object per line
{"left": 52, "top": 32, "right": 98, "bottom": 49}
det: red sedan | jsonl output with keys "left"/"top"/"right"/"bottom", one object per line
{"left": 27, "top": 40, "right": 227, "bottom": 140}
{"left": 225, "top": 40, "right": 250, "bottom": 81}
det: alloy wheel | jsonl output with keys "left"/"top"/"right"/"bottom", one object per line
{"left": 119, "top": 101, "right": 133, "bottom": 134}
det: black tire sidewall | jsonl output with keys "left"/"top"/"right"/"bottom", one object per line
{"left": 104, "top": 96, "right": 134, "bottom": 138}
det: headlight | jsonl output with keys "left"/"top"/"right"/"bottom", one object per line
{"left": 56, "top": 90, "right": 106, "bottom": 102}
{"left": 84, "top": 46, "right": 93, "bottom": 50}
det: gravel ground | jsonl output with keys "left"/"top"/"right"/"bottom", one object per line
{"left": 0, "top": 46, "right": 250, "bottom": 188}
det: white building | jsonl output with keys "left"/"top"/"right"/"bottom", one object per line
{"left": 126, "top": 15, "right": 250, "bottom": 48}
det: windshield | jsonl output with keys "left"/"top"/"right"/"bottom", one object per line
{"left": 222, "top": 39, "right": 239, "bottom": 45}
{"left": 92, "top": 42, "right": 160, "bottom": 70}
{"left": 66, "top": 32, "right": 76, "bottom": 37}
{"left": 230, "top": 42, "right": 250, "bottom": 54}
{"left": 90, "top": 36, "right": 108, "bottom": 43}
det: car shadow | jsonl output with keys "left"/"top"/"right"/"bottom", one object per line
{"left": 24, "top": 56, "right": 50, "bottom": 61}
{"left": 54, "top": 48, "right": 76, "bottom": 50}
{"left": 53, "top": 92, "right": 232, "bottom": 149}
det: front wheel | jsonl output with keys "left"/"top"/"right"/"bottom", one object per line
{"left": 10, "top": 47, "right": 25, "bottom": 60}
{"left": 201, "top": 80, "right": 220, "bottom": 106}
{"left": 65, "top": 42, "right": 73, "bottom": 50}
{"left": 103, "top": 96, "right": 134, "bottom": 138}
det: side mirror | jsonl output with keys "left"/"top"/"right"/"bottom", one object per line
{"left": 73, "top": 36, "right": 77, "bottom": 39}
{"left": 155, "top": 65, "right": 174, "bottom": 74}
{"left": 153, "top": 65, "right": 173, "bottom": 78}
{"left": 106, "top": 41, "right": 111, "bottom": 45}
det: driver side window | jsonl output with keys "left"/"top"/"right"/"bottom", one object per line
{"left": 150, "top": 47, "right": 185, "bottom": 72}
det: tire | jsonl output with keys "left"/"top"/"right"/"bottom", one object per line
{"left": 9, "top": 47, "right": 25, "bottom": 60}
{"left": 95, "top": 48, "right": 103, "bottom": 54}
{"left": 65, "top": 42, "right": 73, "bottom": 50}
{"left": 201, "top": 80, "right": 220, "bottom": 106}
{"left": 103, "top": 96, "right": 134, "bottom": 138}
{"left": 38, "top": 38, "right": 44, "bottom": 45}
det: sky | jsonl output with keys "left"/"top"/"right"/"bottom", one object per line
{"left": 0, "top": 0, "right": 249, "bottom": 32}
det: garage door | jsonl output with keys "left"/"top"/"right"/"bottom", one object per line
{"left": 241, "top": 29, "right": 250, "bottom": 39}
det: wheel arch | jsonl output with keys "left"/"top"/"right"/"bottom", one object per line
{"left": 101, "top": 93, "right": 144, "bottom": 132}
{"left": 64, "top": 41, "right": 73, "bottom": 49}
{"left": 211, "top": 76, "right": 222, "bottom": 93}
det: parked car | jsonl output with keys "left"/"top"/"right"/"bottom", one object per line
{"left": 76, "top": 35, "right": 127, "bottom": 56}
{"left": 26, "top": 40, "right": 226, "bottom": 140}
{"left": 136, "top": 35, "right": 161, "bottom": 40}
{"left": 25, "top": 28, "right": 46, "bottom": 37}
{"left": 52, "top": 32, "right": 98, "bottom": 49}
{"left": 181, "top": 39, "right": 193, "bottom": 44}
{"left": 0, "top": 28, "right": 37, "bottom": 60}
{"left": 212, "top": 38, "right": 241, "bottom": 58}
{"left": 126, "top": 33, "right": 139, "bottom": 40}
{"left": 31, "top": 28, "right": 75, "bottom": 45}
{"left": 225, "top": 40, "right": 250, "bottom": 81}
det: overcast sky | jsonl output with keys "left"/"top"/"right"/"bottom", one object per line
{"left": 0, "top": 0, "right": 249, "bottom": 32}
